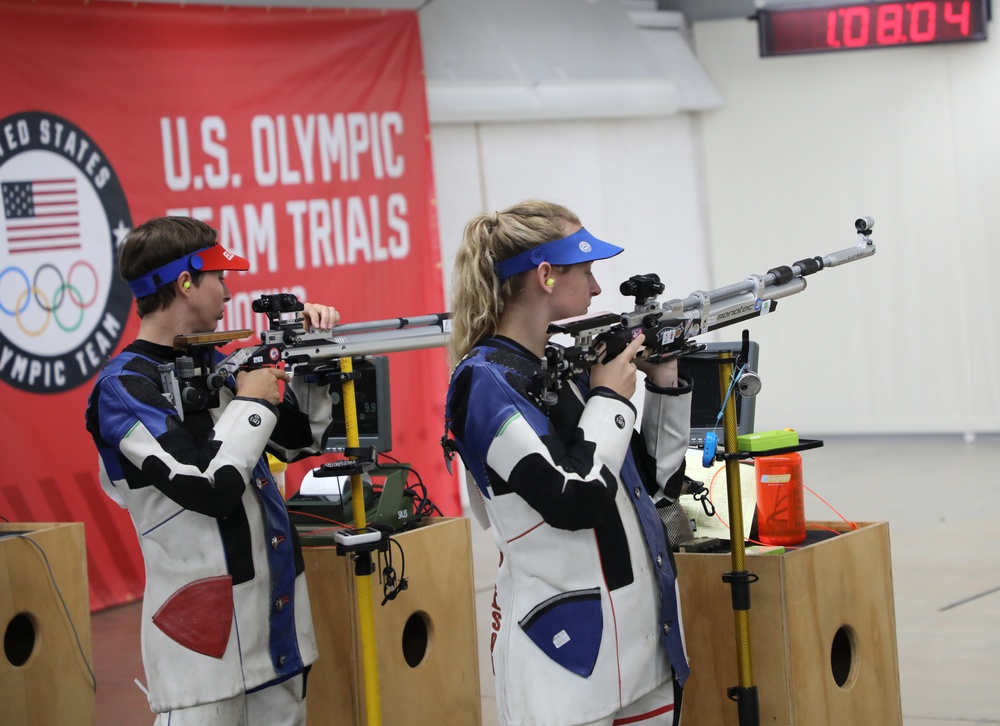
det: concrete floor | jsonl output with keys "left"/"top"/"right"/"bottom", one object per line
{"left": 91, "top": 434, "right": 1000, "bottom": 725}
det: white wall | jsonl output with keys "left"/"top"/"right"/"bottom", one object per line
{"left": 430, "top": 114, "right": 715, "bottom": 354}
{"left": 690, "top": 19, "right": 1000, "bottom": 435}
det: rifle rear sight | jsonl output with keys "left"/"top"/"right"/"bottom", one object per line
{"left": 252, "top": 293, "right": 306, "bottom": 333}
{"left": 252, "top": 293, "right": 304, "bottom": 315}
{"left": 620, "top": 273, "right": 665, "bottom": 305}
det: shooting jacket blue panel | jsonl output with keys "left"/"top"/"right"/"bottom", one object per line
{"left": 85, "top": 341, "right": 331, "bottom": 712}
{"left": 446, "top": 336, "right": 691, "bottom": 726}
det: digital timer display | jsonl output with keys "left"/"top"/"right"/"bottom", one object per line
{"left": 758, "top": 0, "right": 989, "bottom": 57}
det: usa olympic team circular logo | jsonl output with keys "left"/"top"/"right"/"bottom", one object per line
{"left": 0, "top": 111, "right": 132, "bottom": 393}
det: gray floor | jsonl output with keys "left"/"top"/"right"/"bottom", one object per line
{"left": 92, "top": 434, "right": 1000, "bottom": 725}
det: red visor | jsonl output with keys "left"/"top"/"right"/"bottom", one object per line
{"left": 127, "top": 244, "right": 251, "bottom": 298}
{"left": 192, "top": 244, "right": 250, "bottom": 272}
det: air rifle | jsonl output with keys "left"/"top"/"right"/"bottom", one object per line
{"left": 160, "top": 293, "right": 451, "bottom": 419}
{"left": 537, "top": 216, "right": 876, "bottom": 405}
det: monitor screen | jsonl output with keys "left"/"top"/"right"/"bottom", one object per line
{"left": 677, "top": 341, "right": 759, "bottom": 448}
{"left": 322, "top": 356, "right": 392, "bottom": 453}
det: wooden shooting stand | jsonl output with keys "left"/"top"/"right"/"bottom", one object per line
{"left": 675, "top": 344, "right": 901, "bottom": 725}
{"left": 300, "top": 517, "right": 482, "bottom": 726}
{"left": 0, "top": 523, "right": 94, "bottom": 726}
{"left": 676, "top": 521, "right": 902, "bottom": 725}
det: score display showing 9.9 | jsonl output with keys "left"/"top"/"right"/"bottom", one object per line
{"left": 757, "top": 0, "right": 988, "bottom": 57}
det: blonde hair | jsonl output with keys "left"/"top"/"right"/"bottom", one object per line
{"left": 449, "top": 199, "right": 580, "bottom": 367}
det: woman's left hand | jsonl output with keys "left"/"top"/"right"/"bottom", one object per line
{"left": 635, "top": 352, "right": 679, "bottom": 388}
{"left": 300, "top": 302, "right": 340, "bottom": 332}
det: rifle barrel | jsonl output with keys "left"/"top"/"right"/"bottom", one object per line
{"left": 667, "top": 237, "right": 874, "bottom": 317}
{"left": 327, "top": 313, "right": 451, "bottom": 336}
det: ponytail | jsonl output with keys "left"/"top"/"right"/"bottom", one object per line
{"left": 449, "top": 200, "right": 580, "bottom": 366}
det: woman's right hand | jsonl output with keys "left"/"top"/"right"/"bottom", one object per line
{"left": 589, "top": 333, "right": 646, "bottom": 399}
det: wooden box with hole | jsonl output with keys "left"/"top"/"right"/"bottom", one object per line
{"left": 675, "top": 521, "right": 902, "bottom": 726}
{"left": 1, "top": 522, "right": 94, "bottom": 726}
{"left": 301, "top": 516, "right": 482, "bottom": 725}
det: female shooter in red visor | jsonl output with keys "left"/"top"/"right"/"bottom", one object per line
{"left": 86, "top": 216, "right": 338, "bottom": 725}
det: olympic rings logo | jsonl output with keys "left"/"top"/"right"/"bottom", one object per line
{"left": 0, "top": 261, "right": 100, "bottom": 336}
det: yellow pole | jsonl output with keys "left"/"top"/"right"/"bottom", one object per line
{"left": 718, "top": 352, "right": 755, "bottom": 692}
{"left": 339, "top": 356, "right": 382, "bottom": 725}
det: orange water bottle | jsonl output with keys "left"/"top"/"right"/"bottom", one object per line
{"left": 754, "top": 452, "right": 806, "bottom": 545}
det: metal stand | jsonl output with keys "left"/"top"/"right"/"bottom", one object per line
{"left": 717, "top": 351, "right": 760, "bottom": 726}
{"left": 335, "top": 355, "right": 385, "bottom": 726}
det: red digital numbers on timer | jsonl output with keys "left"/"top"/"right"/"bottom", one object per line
{"left": 826, "top": 1, "right": 970, "bottom": 48}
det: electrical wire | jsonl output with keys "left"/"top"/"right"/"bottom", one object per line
{"left": 708, "top": 363, "right": 746, "bottom": 445}
{"left": 375, "top": 452, "right": 444, "bottom": 525}
{"left": 295, "top": 452, "right": 443, "bottom": 544}
{"left": 0, "top": 533, "right": 97, "bottom": 690}
{"left": 285, "top": 508, "right": 350, "bottom": 529}
{"left": 704, "top": 463, "right": 772, "bottom": 546}
{"left": 802, "top": 485, "right": 859, "bottom": 534}
{"left": 378, "top": 535, "right": 408, "bottom": 606}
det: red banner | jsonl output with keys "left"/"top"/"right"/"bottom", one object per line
{"left": 0, "top": 0, "right": 456, "bottom": 610}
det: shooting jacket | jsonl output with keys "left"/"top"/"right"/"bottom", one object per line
{"left": 446, "top": 336, "right": 691, "bottom": 726}
{"left": 85, "top": 340, "right": 331, "bottom": 712}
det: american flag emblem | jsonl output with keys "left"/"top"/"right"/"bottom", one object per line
{"left": 2, "top": 178, "right": 81, "bottom": 254}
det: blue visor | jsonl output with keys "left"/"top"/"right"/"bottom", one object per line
{"left": 494, "top": 227, "right": 623, "bottom": 282}
{"left": 127, "top": 244, "right": 249, "bottom": 298}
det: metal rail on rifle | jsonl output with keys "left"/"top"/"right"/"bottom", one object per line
{"left": 538, "top": 216, "right": 876, "bottom": 403}
{"left": 160, "top": 293, "right": 451, "bottom": 418}
{"left": 211, "top": 303, "right": 451, "bottom": 380}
